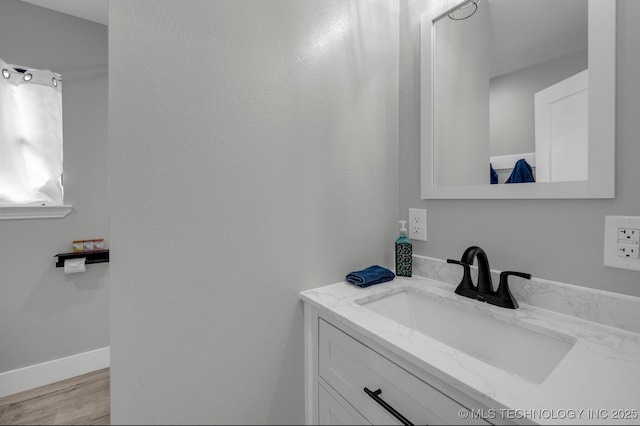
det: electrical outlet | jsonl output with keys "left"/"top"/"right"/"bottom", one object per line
{"left": 618, "top": 244, "right": 640, "bottom": 259}
{"left": 619, "top": 228, "right": 640, "bottom": 244}
{"left": 409, "top": 209, "right": 427, "bottom": 241}
{"left": 604, "top": 216, "right": 640, "bottom": 271}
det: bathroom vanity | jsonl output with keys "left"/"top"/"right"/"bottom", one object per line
{"left": 300, "top": 256, "right": 640, "bottom": 425}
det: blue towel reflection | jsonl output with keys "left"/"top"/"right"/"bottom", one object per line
{"left": 490, "top": 163, "right": 499, "bottom": 184}
{"left": 506, "top": 159, "right": 535, "bottom": 184}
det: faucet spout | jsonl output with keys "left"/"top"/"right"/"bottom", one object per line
{"left": 461, "top": 246, "right": 493, "bottom": 295}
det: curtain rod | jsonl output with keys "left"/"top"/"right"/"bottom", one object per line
{"left": 10, "top": 66, "right": 62, "bottom": 80}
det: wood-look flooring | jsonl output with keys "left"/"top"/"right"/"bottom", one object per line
{"left": 0, "top": 368, "right": 109, "bottom": 425}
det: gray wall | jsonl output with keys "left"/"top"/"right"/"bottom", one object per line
{"left": 490, "top": 48, "right": 588, "bottom": 157}
{"left": 434, "top": 1, "right": 490, "bottom": 186}
{"left": 400, "top": 0, "right": 640, "bottom": 297}
{"left": 0, "top": 0, "right": 109, "bottom": 374}
{"left": 108, "top": 0, "right": 398, "bottom": 423}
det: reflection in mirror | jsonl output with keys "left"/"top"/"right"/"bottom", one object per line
{"left": 433, "top": 0, "right": 588, "bottom": 186}
{"left": 421, "top": 0, "right": 615, "bottom": 199}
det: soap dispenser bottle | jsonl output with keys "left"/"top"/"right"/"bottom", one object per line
{"left": 395, "top": 220, "right": 412, "bottom": 277}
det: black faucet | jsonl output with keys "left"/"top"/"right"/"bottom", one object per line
{"left": 447, "top": 246, "right": 531, "bottom": 309}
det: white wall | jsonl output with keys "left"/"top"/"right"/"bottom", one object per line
{"left": 0, "top": 0, "right": 109, "bottom": 374}
{"left": 108, "top": 0, "right": 398, "bottom": 423}
{"left": 400, "top": 0, "right": 640, "bottom": 297}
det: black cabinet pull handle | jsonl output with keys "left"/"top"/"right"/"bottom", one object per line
{"left": 363, "top": 387, "right": 414, "bottom": 426}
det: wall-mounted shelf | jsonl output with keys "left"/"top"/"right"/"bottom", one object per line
{"left": 55, "top": 250, "right": 109, "bottom": 268}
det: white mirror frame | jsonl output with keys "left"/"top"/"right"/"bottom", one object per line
{"left": 420, "top": 0, "right": 615, "bottom": 199}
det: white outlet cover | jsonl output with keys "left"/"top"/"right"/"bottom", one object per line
{"left": 409, "top": 208, "right": 427, "bottom": 241}
{"left": 604, "top": 216, "right": 640, "bottom": 271}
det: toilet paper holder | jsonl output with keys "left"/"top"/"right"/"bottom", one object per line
{"left": 54, "top": 250, "right": 109, "bottom": 268}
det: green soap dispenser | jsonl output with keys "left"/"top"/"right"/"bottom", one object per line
{"left": 395, "top": 220, "right": 412, "bottom": 277}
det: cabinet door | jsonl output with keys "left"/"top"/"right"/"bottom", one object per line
{"left": 319, "top": 383, "right": 370, "bottom": 425}
{"left": 319, "top": 319, "right": 489, "bottom": 425}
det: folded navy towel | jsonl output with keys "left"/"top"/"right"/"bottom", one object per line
{"left": 346, "top": 265, "right": 395, "bottom": 288}
{"left": 505, "top": 158, "right": 535, "bottom": 184}
{"left": 490, "top": 163, "right": 499, "bottom": 185}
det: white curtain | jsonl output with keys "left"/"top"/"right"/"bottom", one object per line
{"left": 0, "top": 58, "right": 63, "bottom": 205}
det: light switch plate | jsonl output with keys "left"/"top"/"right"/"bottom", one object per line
{"left": 604, "top": 216, "right": 640, "bottom": 271}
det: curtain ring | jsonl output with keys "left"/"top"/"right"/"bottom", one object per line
{"left": 23, "top": 73, "right": 33, "bottom": 82}
{"left": 2, "top": 69, "right": 9, "bottom": 79}
{"left": 52, "top": 77, "right": 58, "bottom": 87}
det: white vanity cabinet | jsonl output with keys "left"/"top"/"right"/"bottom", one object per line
{"left": 318, "top": 383, "right": 369, "bottom": 425}
{"left": 304, "top": 304, "right": 490, "bottom": 425}
{"left": 302, "top": 271, "right": 640, "bottom": 426}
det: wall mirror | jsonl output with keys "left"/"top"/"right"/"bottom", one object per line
{"left": 420, "top": 0, "right": 615, "bottom": 199}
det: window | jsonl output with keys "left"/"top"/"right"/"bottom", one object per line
{"left": 0, "top": 58, "right": 70, "bottom": 219}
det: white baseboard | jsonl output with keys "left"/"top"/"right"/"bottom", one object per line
{"left": 0, "top": 347, "right": 110, "bottom": 398}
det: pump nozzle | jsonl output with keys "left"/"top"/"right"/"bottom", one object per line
{"left": 398, "top": 220, "right": 408, "bottom": 237}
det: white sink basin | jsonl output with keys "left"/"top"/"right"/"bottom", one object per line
{"left": 358, "top": 288, "right": 575, "bottom": 384}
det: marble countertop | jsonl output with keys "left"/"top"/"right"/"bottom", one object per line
{"left": 300, "top": 273, "right": 640, "bottom": 425}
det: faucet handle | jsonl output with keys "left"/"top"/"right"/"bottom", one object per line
{"left": 447, "top": 259, "right": 471, "bottom": 275}
{"left": 500, "top": 270, "right": 532, "bottom": 281}
{"left": 447, "top": 259, "right": 477, "bottom": 298}
{"left": 495, "top": 271, "right": 531, "bottom": 309}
